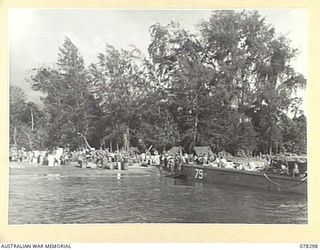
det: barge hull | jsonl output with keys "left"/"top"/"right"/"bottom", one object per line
{"left": 180, "top": 164, "right": 307, "bottom": 195}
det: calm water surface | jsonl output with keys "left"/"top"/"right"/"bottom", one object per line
{"left": 9, "top": 163, "right": 307, "bottom": 224}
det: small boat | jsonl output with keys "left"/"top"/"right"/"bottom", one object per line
{"left": 174, "top": 163, "right": 307, "bottom": 195}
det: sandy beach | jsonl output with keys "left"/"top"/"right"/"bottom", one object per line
{"left": 9, "top": 161, "right": 160, "bottom": 178}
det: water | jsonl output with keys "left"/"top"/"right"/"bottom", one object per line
{"left": 9, "top": 163, "right": 307, "bottom": 224}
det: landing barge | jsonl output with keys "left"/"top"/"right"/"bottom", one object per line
{"left": 177, "top": 164, "right": 307, "bottom": 195}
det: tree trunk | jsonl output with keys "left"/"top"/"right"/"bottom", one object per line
{"left": 110, "top": 140, "right": 113, "bottom": 152}
{"left": 124, "top": 123, "right": 130, "bottom": 152}
{"left": 27, "top": 133, "right": 32, "bottom": 150}
{"left": 83, "top": 136, "right": 91, "bottom": 149}
{"left": 31, "top": 108, "right": 34, "bottom": 131}
{"left": 194, "top": 113, "right": 198, "bottom": 142}
{"left": 115, "top": 122, "right": 119, "bottom": 152}
{"left": 13, "top": 126, "right": 17, "bottom": 147}
{"left": 77, "top": 132, "right": 92, "bottom": 149}
{"left": 193, "top": 93, "right": 198, "bottom": 143}
{"left": 269, "top": 144, "right": 272, "bottom": 156}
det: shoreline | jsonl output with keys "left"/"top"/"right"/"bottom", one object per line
{"left": 9, "top": 161, "right": 160, "bottom": 177}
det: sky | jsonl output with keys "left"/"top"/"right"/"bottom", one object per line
{"left": 8, "top": 9, "right": 308, "bottom": 111}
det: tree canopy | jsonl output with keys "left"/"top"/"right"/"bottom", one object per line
{"left": 10, "top": 86, "right": 45, "bottom": 150}
{"left": 19, "top": 10, "right": 306, "bottom": 155}
{"left": 30, "top": 38, "right": 102, "bottom": 149}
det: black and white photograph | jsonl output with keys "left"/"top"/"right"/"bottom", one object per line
{"left": 8, "top": 9, "right": 308, "bottom": 224}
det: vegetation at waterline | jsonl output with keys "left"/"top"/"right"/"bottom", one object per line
{"left": 10, "top": 10, "right": 307, "bottom": 155}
